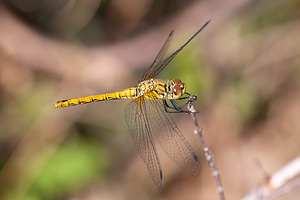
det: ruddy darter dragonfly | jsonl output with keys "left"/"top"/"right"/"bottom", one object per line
{"left": 54, "top": 20, "right": 210, "bottom": 191}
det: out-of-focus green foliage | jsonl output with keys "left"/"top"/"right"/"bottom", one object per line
{"left": 21, "top": 138, "right": 110, "bottom": 200}
{"left": 225, "top": 81, "right": 268, "bottom": 127}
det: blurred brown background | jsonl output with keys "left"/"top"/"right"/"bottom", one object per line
{"left": 0, "top": 0, "right": 300, "bottom": 199}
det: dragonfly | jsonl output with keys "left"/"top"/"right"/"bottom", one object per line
{"left": 54, "top": 20, "right": 210, "bottom": 191}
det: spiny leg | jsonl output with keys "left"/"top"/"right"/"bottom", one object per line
{"left": 163, "top": 94, "right": 197, "bottom": 113}
{"left": 163, "top": 100, "right": 189, "bottom": 113}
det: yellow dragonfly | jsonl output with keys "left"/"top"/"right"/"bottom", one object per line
{"left": 54, "top": 20, "right": 210, "bottom": 191}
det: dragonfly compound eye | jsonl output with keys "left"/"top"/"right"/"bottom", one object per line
{"left": 172, "top": 78, "right": 182, "bottom": 84}
{"left": 173, "top": 85, "right": 182, "bottom": 96}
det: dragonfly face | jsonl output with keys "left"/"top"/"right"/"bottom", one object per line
{"left": 54, "top": 20, "right": 211, "bottom": 191}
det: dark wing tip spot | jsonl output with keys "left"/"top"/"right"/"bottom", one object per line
{"left": 192, "top": 152, "right": 200, "bottom": 176}
{"left": 193, "top": 152, "right": 199, "bottom": 164}
{"left": 158, "top": 169, "right": 163, "bottom": 192}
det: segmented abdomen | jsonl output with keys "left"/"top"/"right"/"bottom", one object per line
{"left": 54, "top": 87, "right": 137, "bottom": 108}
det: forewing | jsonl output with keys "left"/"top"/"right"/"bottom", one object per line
{"left": 145, "top": 20, "right": 211, "bottom": 80}
{"left": 146, "top": 98, "right": 200, "bottom": 176}
{"left": 125, "top": 97, "right": 163, "bottom": 191}
{"left": 140, "top": 30, "right": 174, "bottom": 82}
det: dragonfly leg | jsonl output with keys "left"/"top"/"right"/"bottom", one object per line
{"left": 171, "top": 99, "right": 188, "bottom": 110}
{"left": 163, "top": 100, "right": 189, "bottom": 113}
{"left": 163, "top": 94, "right": 198, "bottom": 113}
{"left": 177, "top": 92, "right": 190, "bottom": 100}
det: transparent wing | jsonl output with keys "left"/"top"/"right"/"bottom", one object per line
{"left": 147, "top": 98, "right": 200, "bottom": 176}
{"left": 142, "top": 20, "right": 211, "bottom": 80}
{"left": 140, "top": 30, "right": 174, "bottom": 82}
{"left": 125, "top": 96, "right": 163, "bottom": 191}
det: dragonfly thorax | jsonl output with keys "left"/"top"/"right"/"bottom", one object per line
{"left": 137, "top": 78, "right": 186, "bottom": 100}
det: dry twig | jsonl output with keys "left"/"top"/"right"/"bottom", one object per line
{"left": 242, "top": 156, "right": 300, "bottom": 200}
{"left": 187, "top": 95, "right": 225, "bottom": 200}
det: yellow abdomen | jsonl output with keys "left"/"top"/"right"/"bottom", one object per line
{"left": 54, "top": 87, "right": 137, "bottom": 108}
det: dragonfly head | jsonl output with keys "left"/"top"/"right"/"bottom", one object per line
{"left": 170, "top": 78, "right": 186, "bottom": 99}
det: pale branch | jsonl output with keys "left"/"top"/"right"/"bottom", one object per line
{"left": 242, "top": 156, "right": 300, "bottom": 200}
{"left": 187, "top": 95, "right": 225, "bottom": 200}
